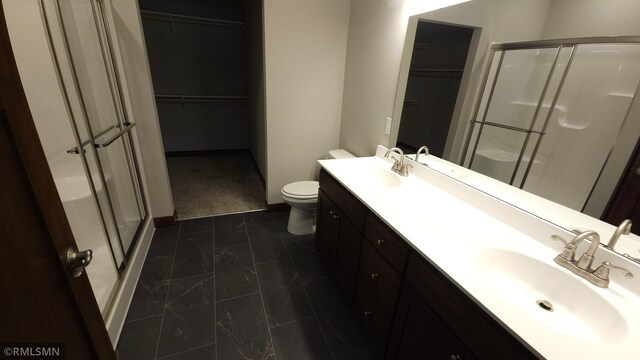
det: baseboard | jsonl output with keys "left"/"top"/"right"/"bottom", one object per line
{"left": 265, "top": 202, "right": 290, "bottom": 212}
{"left": 153, "top": 209, "right": 177, "bottom": 228}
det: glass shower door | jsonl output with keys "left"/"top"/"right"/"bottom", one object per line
{"left": 57, "top": 0, "right": 146, "bottom": 260}
{"left": 463, "top": 47, "right": 562, "bottom": 184}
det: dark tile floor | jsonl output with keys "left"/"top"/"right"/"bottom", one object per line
{"left": 117, "top": 210, "right": 378, "bottom": 360}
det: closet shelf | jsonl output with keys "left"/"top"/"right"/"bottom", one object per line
{"left": 155, "top": 95, "right": 249, "bottom": 103}
{"left": 141, "top": 10, "right": 246, "bottom": 29}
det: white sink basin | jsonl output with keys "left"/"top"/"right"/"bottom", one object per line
{"left": 474, "top": 249, "right": 628, "bottom": 343}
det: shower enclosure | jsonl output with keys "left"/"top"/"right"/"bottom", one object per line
{"left": 40, "top": 0, "right": 147, "bottom": 316}
{"left": 462, "top": 37, "right": 640, "bottom": 216}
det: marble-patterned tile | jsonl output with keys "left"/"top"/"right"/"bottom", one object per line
{"left": 117, "top": 315, "right": 162, "bottom": 360}
{"left": 337, "top": 346, "right": 383, "bottom": 360}
{"left": 213, "top": 214, "right": 248, "bottom": 248}
{"left": 126, "top": 256, "right": 173, "bottom": 321}
{"left": 216, "top": 293, "right": 275, "bottom": 360}
{"left": 247, "top": 222, "right": 288, "bottom": 264}
{"left": 172, "top": 232, "right": 214, "bottom": 279}
{"left": 214, "top": 244, "right": 258, "bottom": 301}
{"left": 147, "top": 225, "right": 180, "bottom": 259}
{"left": 272, "top": 210, "right": 290, "bottom": 234}
{"left": 271, "top": 316, "right": 332, "bottom": 360}
{"left": 157, "top": 274, "right": 216, "bottom": 358}
{"left": 180, "top": 217, "right": 213, "bottom": 235}
{"left": 158, "top": 343, "right": 216, "bottom": 360}
{"left": 304, "top": 277, "right": 372, "bottom": 357}
{"left": 243, "top": 211, "right": 274, "bottom": 226}
{"left": 256, "top": 257, "right": 313, "bottom": 327}
{"left": 284, "top": 234, "right": 330, "bottom": 281}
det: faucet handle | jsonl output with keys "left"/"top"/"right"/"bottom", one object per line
{"left": 551, "top": 234, "right": 569, "bottom": 245}
{"left": 593, "top": 261, "right": 634, "bottom": 281}
{"left": 551, "top": 235, "right": 576, "bottom": 261}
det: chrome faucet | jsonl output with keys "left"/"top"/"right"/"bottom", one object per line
{"left": 551, "top": 230, "right": 633, "bottom": 287}
{"left": 384, "top": 147, "right": 411, "bottom": 177}
{"left": 606, "top": 219, "right": 632, "bottom": 250}
{"left": 414, "top": 145, "right": 429, "bottom": 162}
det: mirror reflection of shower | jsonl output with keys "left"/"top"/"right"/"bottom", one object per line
{"left": 462, "top": 40, "right": 640, "bottom": 217}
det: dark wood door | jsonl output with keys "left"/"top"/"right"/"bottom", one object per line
{"left": 386, "top": 283, "right": 476, "bottom": 360}
{"left": 316, "top": 190, "right": 340, "bottom": 263}
{"left": 605, "top": 140, "right": 640, "bottom": 235}
{"left": 334, "top": 214, "right": 362, "bottom": 297}
{"left": 0, "top": 5, "right": 116, "bottom": 359}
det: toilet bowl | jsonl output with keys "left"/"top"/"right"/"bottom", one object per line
{"left": 281, "top": 149, "right": 355, "bottom": 235}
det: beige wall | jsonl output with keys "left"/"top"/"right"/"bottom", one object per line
{"left": 109, "top": 0, "right": 174, "bottom": 218}
{"left": 263, "top": 0, "right": 351, "bottom": 204}
{"left": 339, "top": 0, "right": 552, "bottom": 157}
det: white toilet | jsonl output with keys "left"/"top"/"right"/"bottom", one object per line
{"left": 281, "top": 149, "right": 355, "bottom": 235}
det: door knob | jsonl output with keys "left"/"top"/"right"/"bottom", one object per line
{"left": 64, "top": 246, "right": 93, "bottom": 277}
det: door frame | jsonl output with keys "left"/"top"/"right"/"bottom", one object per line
{"left": 0, "top": 3, "right": 116, "bottom": 358}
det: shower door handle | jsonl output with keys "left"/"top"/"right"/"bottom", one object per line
{"left": 64, "top": 246, "right": 93, "bottom": 278}
{"left": 94, "top": 123, "right": 135, "bottom": 148}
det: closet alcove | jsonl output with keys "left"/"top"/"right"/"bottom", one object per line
{"left": 140, "top": 0, "right": 265, "bottom": 218}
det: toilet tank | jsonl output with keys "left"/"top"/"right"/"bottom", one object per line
{"left": 328, "top": 149, "right": 355, "bottom": 159}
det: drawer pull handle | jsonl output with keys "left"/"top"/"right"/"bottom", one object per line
{"left": 377, "top": 239, "right": 385, "bottom": 246}
{"left": 363, "top": 311, "right": 372, "bottom": 317}
{"left": 329, "top": 210, "right": 335, "bottom": 215}
{"left": 370, "top": 273, "right": 380, "bottom": 280}
{"left": 449, "top": 355, "right": 461, "bottom": 360}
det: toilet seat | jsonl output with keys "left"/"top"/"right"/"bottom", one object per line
{"left": 281, "top": 181, "right": 319, "bottom": 200}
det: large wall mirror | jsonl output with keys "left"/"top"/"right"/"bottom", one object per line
{"left": 389, "top": 0, "right": 640, "bottom": 258}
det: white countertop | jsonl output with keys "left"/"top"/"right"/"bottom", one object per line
{"left": 318, "top": 145, "right": 640, "bottom": 360}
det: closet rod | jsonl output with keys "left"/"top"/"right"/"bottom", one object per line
{"left": 140, "top": 10, "right": 246, "bottom": 29}
{"left": 155, "top": 95, "right": 249, "bottom": 103}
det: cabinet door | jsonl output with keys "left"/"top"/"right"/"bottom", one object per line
{"left": 387, "top": 284, "right": 476, "bottom": 360}
{"left": 334, "top": 214, "right": 363, "bottom": 297}
{"left": 316, "top": 190, "right": 340, "bottom": 264}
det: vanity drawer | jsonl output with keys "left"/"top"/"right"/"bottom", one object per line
{"left": 354, "top": 278, "right": 391, "bottom": 346}
{"left": 364, "top": 213, "right": 409, "bottom": 273}
{"left": 359, "top": 240, "right": 401, "bottom": 315}
{"left": 319, "top": 169, "right": 366, "bottom": 230}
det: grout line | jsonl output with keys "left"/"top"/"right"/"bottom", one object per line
{"left": 166, "top": 271, "right": 215, "bottom": 282}
{"left": 153, "top": 220, "right": 183, "bottom": 359}
{"left": 215, "top": 291, "right": 261, "bottom": 304}
{"left": 215, "top": 241, "right": 251, "bottom": 250}
{"left": 279, "top": 230, "right": 336, "bottom": 360}
{"left": 155, "top": 341, "right": 216, "bottom": 359}
{"left": 242, "top": 213, "right": 277, "bottom": 359}
{"left": 268, "top": 315, "right": 316, "bottom": 330}
{"left": 122, "top": 313, "right": 163, "bottom": 325}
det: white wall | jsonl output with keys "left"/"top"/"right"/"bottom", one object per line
{"left": 263, "top": 0, "right": 351, "bottom": 204}
{"left": 340, "top": 0, "right": 552, "bottom": 157}
{"left": 108, "top": 0, "right": 174, "bottom": 218}
{"left": 542, "top": 0, "right": 640, "bottom": 39}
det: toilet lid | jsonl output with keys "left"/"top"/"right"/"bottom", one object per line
{"left": 282, "top": 181, "right": 319, "bottom": 199}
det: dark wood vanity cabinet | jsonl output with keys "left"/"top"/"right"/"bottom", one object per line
{"left": 316, "top": 170, "right": 366, "bottom": 296}
{"left": 387, "top": 282, "right": 476, "bottom": 360}
{"left": 316, "top": 169, "right": 539, "bottom": 360}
